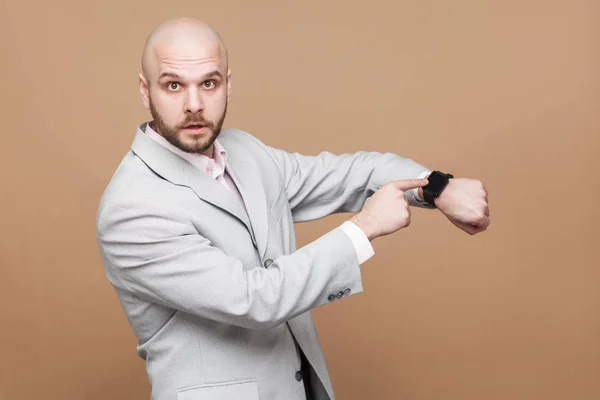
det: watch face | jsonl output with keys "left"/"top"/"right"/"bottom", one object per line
{"left": 427, "top": 172, "right": 448, "bottom": 192}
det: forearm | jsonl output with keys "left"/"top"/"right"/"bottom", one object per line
{"left": 264, "top": 147, "right": 435, "bottom": 222}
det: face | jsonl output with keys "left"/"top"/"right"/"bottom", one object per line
{"left": 139, "top": 40, "right": 231, "bottom": 156}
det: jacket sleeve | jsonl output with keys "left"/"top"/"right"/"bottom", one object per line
{"left": 241, "top": 132, "right": 435, "bottom": 223}
{"left": 96, "top": 196, "right": 363, "bottom": 331}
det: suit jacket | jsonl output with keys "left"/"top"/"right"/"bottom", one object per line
{"left": 95, "top": 122, "right": 433, "bottom": 400}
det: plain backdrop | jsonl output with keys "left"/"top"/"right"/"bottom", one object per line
{"left": 1, "top": 1, "right": 599, "bottom": 399}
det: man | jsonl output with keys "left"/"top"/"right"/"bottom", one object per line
{"left": 96, "top": 17, "right": 490, "bottom": 400}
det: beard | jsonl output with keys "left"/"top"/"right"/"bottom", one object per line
{"left": 148, "top": 99, "right": 227, "bottom": 155}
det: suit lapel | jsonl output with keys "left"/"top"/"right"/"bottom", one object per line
{"left": 223, "top": 144, "right": 269, "bottom": 260}
{"left": 183, "top": 164, "right": 252, "bottom": 233}
{"left": 130, "top": 124, "right": 269, "bottom": 259}
{"left": 130, "top": 125, "right": 252, "bottom": 234}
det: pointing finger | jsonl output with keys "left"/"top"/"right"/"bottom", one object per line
{"left": 394, "top": 178, "right": 429, "bottom": 192}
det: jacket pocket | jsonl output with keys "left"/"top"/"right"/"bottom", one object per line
{"left": 177, "top": 379, "right": 259, "bottom": 400}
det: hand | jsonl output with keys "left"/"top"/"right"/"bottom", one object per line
{"left": 349, "top": 178, "right": 429, "bottom": 241}
{"left": 435, "top": 178, "right": 490, "bottom": 235}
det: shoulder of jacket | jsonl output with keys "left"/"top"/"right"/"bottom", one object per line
{"left": 219, "top": 127, "right": 268, "bottom": 149}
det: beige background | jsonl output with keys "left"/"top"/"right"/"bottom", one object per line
{"left": 1, "top": 0, "right": 599, "bottom": 399}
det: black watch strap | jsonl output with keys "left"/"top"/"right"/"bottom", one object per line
{"left": 422, "top": 171, "right": 453, "bottom": 206}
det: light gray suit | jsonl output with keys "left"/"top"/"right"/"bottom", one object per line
{"left": 96, "top": 122, "right": 433, "bottom": 400}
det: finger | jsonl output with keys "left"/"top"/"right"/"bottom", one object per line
{"left": 472, "top": 215, "right": 490, "bottom": 229}
{"left": 465, "top": 223, "right": 487, "bottom": 235}
{"left": 394, "top": 178, "right": 429, "bottom": 192}
{"left": 470, "top": 225, "right": 488, "bottom": 234}
{"left": 453, "top": 220, "right": 479, "bottom": 235}
{"left": 453, "top": 218, "right": 489, "bottom": 235}
{"left": 484, "top": 205, "right": 490, "bottom": 217}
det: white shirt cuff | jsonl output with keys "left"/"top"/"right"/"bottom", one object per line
{"left": 410, "top": 170, "right": 432, "bottom": 203}
{"left": 339, "top": 220, "right": 375, "bottom": 265}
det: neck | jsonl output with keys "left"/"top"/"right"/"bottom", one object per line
{"left": 202, "top": 144, "right": 215, "bottom": 158}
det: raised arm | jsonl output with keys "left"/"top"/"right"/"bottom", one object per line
{"left": 246, "top": 137, "right": 435, "bottom": 223}
{"left": 243, "top": 132, "right": 490, "bottom": 235}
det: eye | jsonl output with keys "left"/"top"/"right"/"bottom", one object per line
{"left": 167, "top": 82, "right": 180, "bottom": 91}
{"left": 203, "top": 80, "right": 216, "bottom": 89}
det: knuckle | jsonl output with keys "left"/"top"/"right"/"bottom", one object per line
{"left": 405, "top": 212, "right": 412, "bottom": 225}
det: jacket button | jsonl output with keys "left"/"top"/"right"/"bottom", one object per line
{"left": 328, "top": 294, "right": 336, "bottom": 301}
{"left": 295, "top": 371, "right": 303, "bottom": 381}
{"left": 344, "top": 288, "right": 351, "bottom": 295}
{"left": 336, "top": 291, "right": 344, "bottom": 299}
{"left": 263, "top": 259, "right": 273, "bottom": 268}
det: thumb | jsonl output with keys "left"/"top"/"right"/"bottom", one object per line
{"left": 393, "top": 178, "right": 429, "bottom": 192}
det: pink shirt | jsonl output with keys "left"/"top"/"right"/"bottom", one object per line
{"left": 144, "top": 124, "right": 374, "bottom": 265}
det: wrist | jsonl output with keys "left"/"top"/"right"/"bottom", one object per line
{"left": 418, "top": 186, "right": 426, "bottom": 202}
{"left": 417, "top": 173, "right": 431, "bottom": 202}
{"left": 349, "top": 213, "right": 377, "bottom": 242}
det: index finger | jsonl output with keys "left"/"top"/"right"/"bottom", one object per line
{"left": 393, "top": 178, "right": 429, "bottom": 191}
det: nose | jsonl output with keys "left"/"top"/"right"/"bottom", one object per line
{"left": 184, "top": 87, "right": 204, "bottom": 114}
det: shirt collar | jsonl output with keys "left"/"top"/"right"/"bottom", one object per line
{"left": 144, "top": 122, "right": 228, "bottom": 179}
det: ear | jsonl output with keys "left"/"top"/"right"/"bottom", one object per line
{"left": 139, "top": 72, "right": 150, "bottom": 109}
{"left": 226, "top": 68, "right": 232, "bottom": 103}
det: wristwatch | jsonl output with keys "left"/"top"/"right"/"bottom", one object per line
{"left": 422, "top": 170, "right": 453, "bottom": 206}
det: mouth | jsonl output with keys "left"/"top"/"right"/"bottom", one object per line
{"left": 181, "top": 124, "right": 208, "bottom": 135}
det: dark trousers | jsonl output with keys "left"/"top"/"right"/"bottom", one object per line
{"left": 299, "top": 347, "right": 314, "bottom": 400}
{"left": 289, "top": 323, "right": 315, "bottom": 400}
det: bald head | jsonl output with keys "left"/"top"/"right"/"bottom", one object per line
{"left": 141, "top": 17, "right": 228, "bottom": 81}
{"left": 137, "top": 17, "right": 232, "bottom": 157}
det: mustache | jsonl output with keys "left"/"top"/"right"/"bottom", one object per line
{"left": 178, "top": 115, "right": 213, "bottom": 129}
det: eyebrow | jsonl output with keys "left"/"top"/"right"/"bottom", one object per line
{"left": 158, "top": 70, "right": 223, "bottom": 81}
